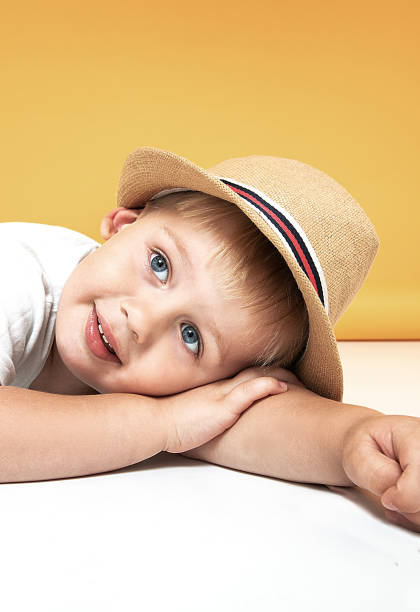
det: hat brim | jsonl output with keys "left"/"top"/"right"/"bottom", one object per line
{"left": 117, "top": 146, "right": 344, "bottom": 402}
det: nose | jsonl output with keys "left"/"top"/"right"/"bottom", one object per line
{"left": 120, "top": 296, "right": 170, "bottom": 346}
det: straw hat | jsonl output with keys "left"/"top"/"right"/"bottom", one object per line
{"left": 116, "top": 146, "right": 380, "bottom": 401}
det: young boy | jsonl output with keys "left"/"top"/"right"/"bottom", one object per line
{"left": 1, "top": 146, "right": 419, "bottom": 533}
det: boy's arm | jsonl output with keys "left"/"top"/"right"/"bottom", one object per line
{"left": 0, "top": 372, "right": 283, "bottom": 483}
{"left": 0, "top": 386, "right": 166, "bottom": 482}
{"left": 180, "top": 382, "right": 383, "bottom": 486}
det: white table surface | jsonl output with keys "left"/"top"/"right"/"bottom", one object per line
{"left": 1, "top": 341, "right": 419, "bottom": 612}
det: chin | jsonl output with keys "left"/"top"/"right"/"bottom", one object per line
{"left": 54, "top": 331, "right": 95, "bottom": 392}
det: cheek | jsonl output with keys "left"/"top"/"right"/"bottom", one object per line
{"left": 78, "top": 252, "right": 123, "bottom": 295}
{"left": 119, "top": 355, "right": 196, "bottom": 396}
{"left": 95, "top": 246, "right": 140, "bottom": 291}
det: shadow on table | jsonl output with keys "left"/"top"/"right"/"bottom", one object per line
{"left": 327, "top": 484, "right": 420, "bottom": 533}
{"left": 110, "top": 450, "right": 327, "bottom": 494}
{"left": 91, "top": 454, "right": 419, "bottom": 532}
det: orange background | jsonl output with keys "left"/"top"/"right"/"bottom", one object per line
{"left": 1, "top": 0, "right": 419, "bottom": 339}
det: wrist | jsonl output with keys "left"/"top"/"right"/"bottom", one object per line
{"left": 340, "top": 408, "right": 383, "bottom": 484}
{"left": 154, "top": 396, "right": 171, "bottom": 453}
{"left": 299, "top": 397, "right": 384, "bottom": 486}
{"left": 101, "top": 392, "right": 169, "bottom": 460}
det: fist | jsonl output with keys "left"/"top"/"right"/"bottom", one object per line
{"left": 342, "top": 414, "right": 420, "bottom": 533}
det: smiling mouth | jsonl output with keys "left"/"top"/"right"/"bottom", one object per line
{"left": 96, "top": 315, "right": 117, "bottom": 355}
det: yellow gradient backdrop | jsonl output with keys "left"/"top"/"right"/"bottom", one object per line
{"left": 1, "top": 0, "right": 419, "bottom": 338}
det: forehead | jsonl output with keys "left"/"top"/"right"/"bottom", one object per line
{"left": 139, "top": 206, "right": 218, "bottom": 264}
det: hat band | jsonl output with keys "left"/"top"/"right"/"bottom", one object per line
{"left": 217, "top": 176, "right": 329, "bottom": 314}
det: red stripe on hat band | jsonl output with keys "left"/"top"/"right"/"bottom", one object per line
{"left": 228, "top": 184, "right": 320, "bottom": 297}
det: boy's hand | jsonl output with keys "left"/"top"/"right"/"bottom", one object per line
{"left": 158, "top": 367, "right": 289, "bottom": 454}
{"left": 342, "top": 414, "right": 420, "bottom": 532}
{"left": 233, "top": 364, "right": 306, "bottom": 388}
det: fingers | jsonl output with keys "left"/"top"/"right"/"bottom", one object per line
{"left": 344, "top": 432, "right": 403, "bottom": 495}
{"left": 382, "top": 463, "right": 420, "bottom": 515}
{"left": 345, "top": 443, "right": 420, "bottom": 533}
{"left": 228, "top": 377, "right": 287, "bottom": 414}
{"left": 260, "top": 366, "right": 304, "bottom": 387}
{"left": 343, "top": 415, "right": 420, "bottom": 534}
{"left": 348, "top": 434, "right": 420, "bottom": 531}
{"left": 232, "top": 366, "right": 303, "bottom": 388}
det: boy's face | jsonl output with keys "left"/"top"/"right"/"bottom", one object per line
{"left": 55, "top": 204, "right": 272, "bottom": 396}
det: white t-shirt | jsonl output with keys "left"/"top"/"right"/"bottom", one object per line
{"left": 0, "top": 222, "right": 100, "bottom": 388}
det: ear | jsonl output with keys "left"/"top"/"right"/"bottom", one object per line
{"left": 100, "top": 206, "right": 147, "bottom": 241}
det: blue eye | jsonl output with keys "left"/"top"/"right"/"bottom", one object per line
{"left": 150, "top": 251, "right": 169, "bottom": 283}
{"left": 149, "top": 250, "right": 202, "bottom": 358}
{"left": 181, "top": 323, "right": 201, "bottom": 357}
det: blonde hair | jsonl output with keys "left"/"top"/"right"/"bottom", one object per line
{"left": 144, "top": 190, "right": 309, "bottom": 368}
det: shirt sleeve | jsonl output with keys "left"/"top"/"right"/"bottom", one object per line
{"left": 0, "top": 238, "right": 52, "bottom": 386}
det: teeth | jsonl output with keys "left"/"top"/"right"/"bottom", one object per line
{"left": 97, "top": 316, "right": 116, "bottom": 353}
{"left": 98, "top": 322, "right": 111, "bottom": 345}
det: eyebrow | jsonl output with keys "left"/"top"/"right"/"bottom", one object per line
{"left": 162, "top": 224, "right": 192, "bottom": 272}
{"left": 162, "top": 224, "right": 227, "bottom": 363}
